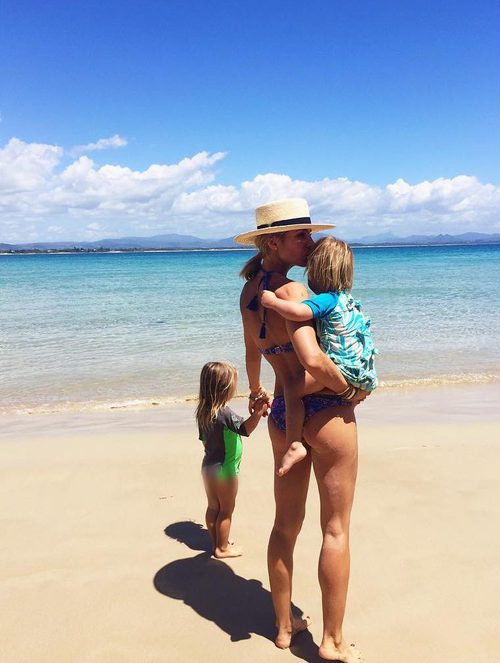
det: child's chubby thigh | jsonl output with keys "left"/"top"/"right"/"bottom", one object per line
{"left": 202, "top": 465, "right": 238, "bottom": 502}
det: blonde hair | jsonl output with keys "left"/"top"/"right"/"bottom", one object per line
{"left": 307, "top": 236, "right": 353, "bottom": 294}
{"left": 239, "top": 233, "right": 281, "bottom": 280}
{"left": 195, "top": 362, "right": 238, "bottom": 434}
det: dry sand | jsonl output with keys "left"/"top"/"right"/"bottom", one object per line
{"left": 1, "top": 384, "right": 499, "bottom": 663}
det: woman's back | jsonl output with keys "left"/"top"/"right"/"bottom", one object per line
{"left": 240, "top": 271, "right": 308, "bottom": 397}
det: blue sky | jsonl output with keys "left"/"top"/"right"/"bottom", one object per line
{"left": 1, "top": 1, "right": 499, "bottom": 242}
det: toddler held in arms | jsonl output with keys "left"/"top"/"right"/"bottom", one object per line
{"left": 262, "top": 237, "right": 378, "bottom": 476}
{"left": 196, "top": 361, "right": 268, "bottom": 558}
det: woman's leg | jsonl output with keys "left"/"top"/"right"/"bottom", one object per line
{"left": 202, "top": 474, "right": 220, "bottom": 552}
{"left": 268, "top": 416, "right": 312, "bottom": 648}
{"left": 214, "top": 477, "right": 242, "bottom": 558}
{"left": 304, "top": 405, "right": 361, "bottom": 663}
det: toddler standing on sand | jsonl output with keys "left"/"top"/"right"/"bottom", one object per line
{"left": 262, "top": 237, "right": 378, "bottom": 476}
{"left": 195, "top": 361, "right": 268, "bottom": 558}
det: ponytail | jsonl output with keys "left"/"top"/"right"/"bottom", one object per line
{"left": 239, "top": 253, "right": 262, "bottom": 281}
{"left": 239, "top": 233, "right": 280, "bottom": 281}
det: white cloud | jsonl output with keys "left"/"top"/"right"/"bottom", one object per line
{"left": 0, "top": 136, "right": 499, "bottom": 243}
{"left": 70, "top": 134, "right": 128, "bottom": 156}
{"left": 0, "top": 137, "right": 63, "bottom": 192}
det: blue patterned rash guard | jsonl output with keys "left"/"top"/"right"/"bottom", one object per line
{"left": 302, "top": 291, "right": 378, "bottom": 391}
{"left": 199, "top": 406, "right": 249, "bottom": 479}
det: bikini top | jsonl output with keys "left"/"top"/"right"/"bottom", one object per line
{"left": 259, "top": 341, "right": 294, "bottom": 356}
{"left": 246, "top": 268, "right": 294, "bottom": 356}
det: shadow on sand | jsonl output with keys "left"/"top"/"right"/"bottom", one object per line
{"left": 164, "top": 520, "right": 212, "bottom": 552}
{"left": 155, "top": 520, "right": 324, "bottom": 662}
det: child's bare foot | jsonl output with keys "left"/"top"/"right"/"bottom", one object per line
{"left": 214, "top": 543, "right": 243, "bottom": 559}
{"left": 278, "top": 441, "right": 308, "bottom": 476}
{"left": 319, "top": 639, "right": 362, "bottom": 662}
{"left": 275, "top": 615, "right": 311, "bottom": 649}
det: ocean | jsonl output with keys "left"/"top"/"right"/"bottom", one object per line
{"left": 1, "top": 244, "right": 500, "bottom": 414}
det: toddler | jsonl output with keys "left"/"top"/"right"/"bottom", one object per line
{"left": 195, "top": 361, "right": 267, "bottom": 558}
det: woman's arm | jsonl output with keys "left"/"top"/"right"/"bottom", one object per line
{"left": 240, "top": 291, "right": 270, "bottom": 413}
{"left": 243, "top": 323, "right": 263, "bottom": 394}
{"left": 287, "top": 320, "right": 349, "bottom": 393}
{"left": 291, "top": 322, "right": 369, "bottom": 403}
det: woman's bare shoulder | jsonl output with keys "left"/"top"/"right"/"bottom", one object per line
{"left": 240, "top": 279, "right": 255, "bottom": 306}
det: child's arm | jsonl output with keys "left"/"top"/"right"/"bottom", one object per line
{"left": 242, "top": 398, "right": 268, "bottom": 435}
{"left": 261, "top": 290, "right": 314, "bottom": 322}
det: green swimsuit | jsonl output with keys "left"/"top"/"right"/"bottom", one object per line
{"left": 199, "top": 406, "right": 248, "bottom": 479}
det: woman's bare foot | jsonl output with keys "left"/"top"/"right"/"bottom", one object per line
{"left": 319, "top": 640, "right": 362, "bottom": 662}
{"left": 275, "top": 615, "right": 311, "bottom": 649}
{"left": 214, "top": 543, "right": 243, "bottom": 559}
{"left": 278, "top": 441, "right": 308, "bottom": 476}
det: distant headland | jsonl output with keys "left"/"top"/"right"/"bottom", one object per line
{"left": 2, "top": 231, "right": 500, "bottom": 253}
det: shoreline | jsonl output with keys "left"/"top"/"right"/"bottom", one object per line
{"left": 1, "top": 375, "right": 499, "bottom": 418}
{"left": 2, "top": 382, "right": 500, "bottom": 438}
{"left": 2, "top": 241, "right": 500, "bottom": 255}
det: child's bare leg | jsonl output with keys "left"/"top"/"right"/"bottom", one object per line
{"left": 214, "top": 477, "right": 242, "bottom": 559}
{"left": 202, "top": 474, "right": 219, "bottom": 552}
{"left": 279, "top": 384, "right": 307, "bottom": 477}
{"left": 279, "top": 373, "right": 325, "bottom": 477}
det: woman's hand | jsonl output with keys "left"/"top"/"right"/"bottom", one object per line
{"left": 346, "top": 389, "right": 370, "bottom": 405}
{"left": 249, "top": 388, "right": 271, "bottom": 415}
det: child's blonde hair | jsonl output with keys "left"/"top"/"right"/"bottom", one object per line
{"left": 195, "top": 362, "right": 238, "bottom": 433}
{"left": 307, "top": 236, "right": 354, "bottom": 294}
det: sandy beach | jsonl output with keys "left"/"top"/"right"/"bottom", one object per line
{"left": 1, "top": 383, "right": 499, "bottom": 663}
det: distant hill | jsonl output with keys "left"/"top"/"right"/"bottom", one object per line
{"left": 1, "top": 231, "right": 500, "bottom": 252}
{"left": 351, "top": 231, "right": 500, "bottom": 246}
{"left": 0, "top": 233, "right": 235, "bottom": 251}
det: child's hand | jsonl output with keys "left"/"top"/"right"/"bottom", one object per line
{"left": 261, "top": 290, "right": 277, "bottom": 309}
{"left": 249, "top": 388, "right": 270, "bottom": 414}
{"left": 253, "top": 397, "right": 269, "bottom": 418}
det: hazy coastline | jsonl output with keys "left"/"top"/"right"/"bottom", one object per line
{"left": 2, "top": 239, "right": 500, "bottom": 256}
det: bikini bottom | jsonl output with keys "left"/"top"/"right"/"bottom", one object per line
{"left": 270, "top": 393, "right": 344, "bottom": 432}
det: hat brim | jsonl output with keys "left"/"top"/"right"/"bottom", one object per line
{"left": 233, "top": 223, "right": 336, "bottom": 245}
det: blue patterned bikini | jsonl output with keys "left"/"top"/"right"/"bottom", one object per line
{"left": 247, "top": 269, "right": 343, "bottom": 431}
{"left": 269, "top": 393, "right": 343, "bottom": 431}
{"left": 260, "top": 341, "right": 294, "bottom": 356}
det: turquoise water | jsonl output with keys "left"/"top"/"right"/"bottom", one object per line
{"left": 1, "top": 245, "right": 500, "bottom": 413}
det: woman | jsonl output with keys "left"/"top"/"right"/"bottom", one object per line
{"left": 235, "top": 198, "right": 365, "bottom": 662}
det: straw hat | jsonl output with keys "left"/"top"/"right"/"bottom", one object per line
{"left": 233, "top": 198, "right": 335, "bottom": 245}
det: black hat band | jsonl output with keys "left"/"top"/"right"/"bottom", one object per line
{"left": 257, "top": 216, "right": 311, "bottom": 230}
